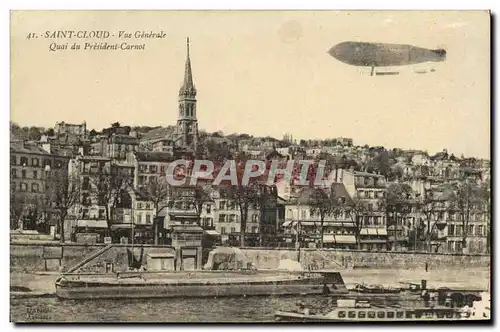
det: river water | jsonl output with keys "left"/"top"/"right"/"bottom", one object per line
{"left": 10, "top": 268, "right": 490, "bottom": 323}
{"left": 11, "top": 295, "right": 306, "bottom": 323}
{"left": 10, "top": 294, "right": 424, "bottom": 323}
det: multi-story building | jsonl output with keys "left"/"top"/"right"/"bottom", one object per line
{"left": 102, "top": 134, "right": 139, "bottom": 164}
{"left": 424, "top": 183, "right": 489, "bottom": 254}
{"left": 54, "top": 121, "right": 87, "bottom": 138}
{"left": 340, "top": 169, "right": 388, "bottom": 250}
{"left": 281, "top": 184, "right": 357, "bottom": 249}
{"left": 10, "top": 141, "right": 71, "bottom": 230}
{"left": 132, "top": 151, "right": 176, "bottom": 187}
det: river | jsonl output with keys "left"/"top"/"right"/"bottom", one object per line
{"left": 11, "top": 295, "right": 306, "bottom": 322}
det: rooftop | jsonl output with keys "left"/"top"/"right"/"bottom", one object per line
{"left": 11, "top": 141, "right": 50, "bottom": 156}
{"left": 135, "top": 151, "right": 175, "bottom": 162}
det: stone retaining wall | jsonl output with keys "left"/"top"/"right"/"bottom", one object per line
{"left": 10, "top": 243, "right": 490, "bottom": 273}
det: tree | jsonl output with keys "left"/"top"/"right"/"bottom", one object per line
{"left": 219, "top": 156, "right": 262, "bottom": 248}
{"left": 45, "top": 128, "right": 55, "bottom": 137}
{"left": 221, "top": 183, "right": 260, "bottom": 247}
{"left": 28, "top": 126, "right": 43, "bottom": 141}
{"left": 347, "top": 197, "right": 370, "bottom": 250}
{"left": 308, "top": 187, "right": 344, "bottom": 249}
{"left": 416, "top": 190, "right": 448, "bottom": 253}
{"left": 91, "top": 165, "right": 132, "bottom": 236}
{"left": 191, "top": 185, "right": 213, "bottom": 224}
{"left": 383, "top": 183, "right": 414, "bottom": 251}
{"left": 139, "top": 177, "right": 171, "bottom": 245}
{"left": 10, "top": 183, "right": 25, "bottom": 230}
{"left": 449, "top": 180, "right": 484, "bottom": 253}
{"left": 45, "top": 170, "right": 81, "bottom": 243}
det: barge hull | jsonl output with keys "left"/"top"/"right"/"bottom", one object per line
{"left": 55, "top": 283, "right": 344, "bottom": 300}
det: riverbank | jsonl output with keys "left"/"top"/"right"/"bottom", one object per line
{"left": 10, "top": 266, "right": 490, "bottom": 299}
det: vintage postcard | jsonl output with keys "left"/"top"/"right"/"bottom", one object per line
{"left": 9, "top": 10, "right": 491, "bottom": 323}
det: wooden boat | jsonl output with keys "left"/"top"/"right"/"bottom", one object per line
{"left": 275, "top": 298, "right": 486, "bottom": 322}
{"left": 55, "top": 270, "right": 349, "bottom": 300}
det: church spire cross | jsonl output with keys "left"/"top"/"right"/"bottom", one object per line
{"left": 179, "top": 37, "right": 196, "bottom": 96}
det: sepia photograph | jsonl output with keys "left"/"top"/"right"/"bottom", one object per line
{"left": 9, "top": 10, "right": 491, "bottom": 323}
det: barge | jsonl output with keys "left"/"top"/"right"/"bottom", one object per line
{"left": 55, "top": 270, "right": 348, "bottom": 300}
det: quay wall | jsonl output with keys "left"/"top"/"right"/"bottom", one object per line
{"left": 240, "top": 248, "right": 491, "bottom": 270}
{"left": 10, "top": 243, "right": 490, "bottom": 273}
{"left": 10, "top": 243, "right": 176, "bottom": 273}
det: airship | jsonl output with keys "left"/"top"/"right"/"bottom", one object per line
{"left": 328, "top": 41, "right": 446, "bottom": 76}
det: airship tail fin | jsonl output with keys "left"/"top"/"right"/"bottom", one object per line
{"left": 431, "top": 48, "right": 446, "bottom": 60}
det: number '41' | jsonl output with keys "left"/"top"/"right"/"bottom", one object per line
{"left": 26, "top": 33, "right": 37, "bottom": 40}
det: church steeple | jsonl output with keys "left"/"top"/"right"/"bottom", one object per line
{"left": 175, "top": 37, "right": 198, "bottom": 151}
{"left": 179, "top": 37, "right": 196, "bottom": 97}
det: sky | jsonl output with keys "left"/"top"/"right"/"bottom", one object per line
{"left": 10, "top": 10, "right": 490, "bottom": 158}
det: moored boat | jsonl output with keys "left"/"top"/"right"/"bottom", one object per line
{"left": 275, "top": 298, "right": 484, "bottom": 322}
{"left": 55, "top": 270, "right": 348, "bottom": 300}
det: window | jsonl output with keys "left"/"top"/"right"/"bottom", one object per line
{"left": 252, "top": 214, "right": 258, "bottom": 222}
{"left": 252, "top": 227, "right": 258, "bottom": 234}
{"left": 228, "top": 215, "right": 236, "bottom": 222}
{"left": 338, "top": 311, "right": 346, "bottom": 318}
{"left": 137, "top": 202, "right": 143, "bottom": 209}
{"left": 32, "top": 158, "right": 39, "bottom": 167}
{"left": 477, "top": 225, "right": 484, "bottom": 236}
{"left": 11, "top": 169, "right": 16, "bottom": 178}
{"left": 33, "top": 171, "right": 38, "bottom": 179}
{"left": 220, "top": 201, "right": 226, "bottom": 210}
{"left": 31, "top": 183, "right": 39, "bottom": 193}
{"left": 348, "top": 311, "right": 356, "bottom": 318}
{"left": 22, "top": 170, "right": 26, "bottom": 178}
{"left": 11, "top": 156, "right": 16, "bottom": 165}
{"left": 377, "top": 311, "right": 385, "bottom": 318}
{"left": 387, "top": 312, "right": 395, "bottom": 319}
{"left": 221, "top": 227, "right": 226, "bottom": 235}
{"left": 160, "top": 166, "right": 165, "bottom": 173}
{"left": 206, "top": 205, "right": 212, "bottom": 214}
{"left": 20, "top": 182, "right": 28, "bottom": 192}
{"left": 368, "top": 311, "right": 376, "bottom": 318}
{"left": 98, "top": 209, "right": 105, "bottom": 219}
{"left": 219, "top": 214, "right": 226, "bottom": 223}
{"left": 146, "top": 214, "right": 151, "bottom": 224}
{"left": 231, "top": 227, "right": 236, "bottom": 234}
{"left": 358, "top": 311, "right": 366, "bottom": 318}
{"left": 137, "top": 213, "right": 142, "bottom": 223}
{"left": 448, "top": 225, "right": 455, "bottom": 236}
{"left": 82, "top": 209, "right": 89, "bottom": 219}
{"left": 145, "top": 203, "right": 150, "bottom": 209}
{"left": 20, "top": 157, "right": 28, "bottom": 166}
{"left": 468, "top": 225, "right": 474, "bottom": 235}
{"left": 396, "top": 311, "right": 404, "bottom": 318}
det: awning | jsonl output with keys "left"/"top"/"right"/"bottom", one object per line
{"left": 360, "top": 228, "right": 388, "bottom": 236}
{"left": 282, "top": 221, "right": 292, "bottom": 227}
{"left": 110, "top": 224, "right": 133, "bottom": 230}
{"left": 204, "top": 230, "right": 220, "bottom": 236}
{"left": 323, "top": 235, "right": 357, "bottom": 244}
{"left": 77, "top": 220, "right": 108, "bottom": 228}
{"left": 360, "top": 239, "right": 387, "bottom": 243}
{"left": 377, "top": 228, "right": 388, "bottom": 236}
